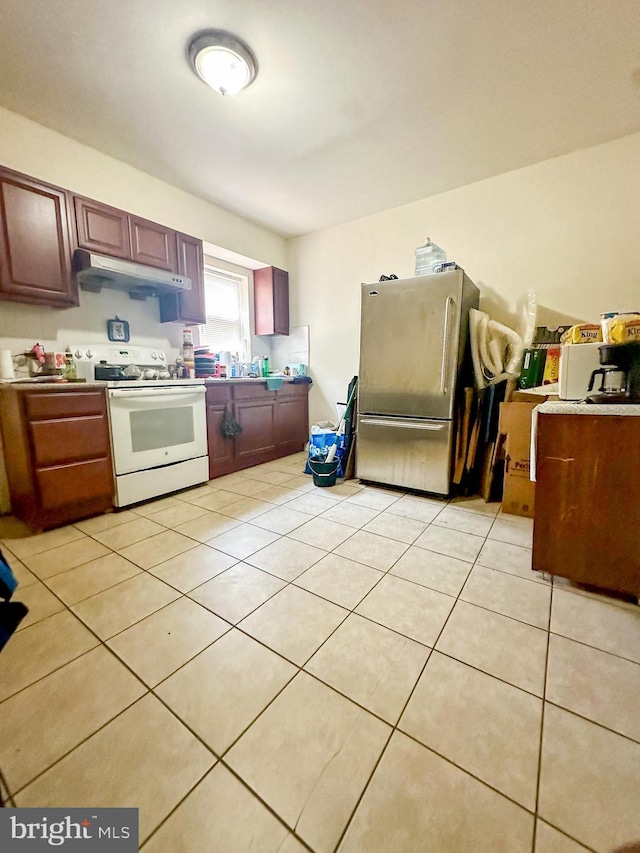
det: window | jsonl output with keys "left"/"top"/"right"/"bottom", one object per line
{"left": 197, "top": 265, "right": 247, "bottom": 355}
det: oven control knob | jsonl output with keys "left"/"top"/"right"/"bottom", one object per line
{"left": 151, "top": 351, "right": 158, "bottom": 360}
{"left": 158, "top": 352, "right": 166, "bottom": 362}
{"left": 74, "top": 349, "right": 83, "bottom": 359}
{"left": 86, "top": 349, "right": 93, "bottom": 359}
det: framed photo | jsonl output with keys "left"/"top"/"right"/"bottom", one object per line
{"left": 107, "top": 317, "right": 130, "bottom": 342}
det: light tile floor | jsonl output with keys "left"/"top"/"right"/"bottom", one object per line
{"left": 1, "top": 451, "right": 639, "bottom": 852}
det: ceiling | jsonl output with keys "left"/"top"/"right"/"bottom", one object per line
{"left": 1, "top": 0, "right": 639, "bottom": 237}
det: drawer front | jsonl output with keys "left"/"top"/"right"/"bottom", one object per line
{"left": 206, "top": 384, "right": 233, "bottom": 406}
{"left": 30, "top": 415, "right": 110, "bottom": 466}
{"left": 356, "top": 415, "right": 453, "bottom": 495}
{"left": 232, "top": 383, "right": 276, "bottom": 402}
{"left": 25, "top": 390, "right": 106, "bottom": 420}
{"left": 36, "top": 457, "right": 113, "bottom": 510}
{"left": 276, "top": 382, "right": 308, "bottom": 398}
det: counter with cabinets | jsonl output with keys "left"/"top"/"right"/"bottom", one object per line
{"left": 0, "top": 382, "right": 114, "bottom": 529}
{"left": 206, "top": 379, "right": 309, "bottom": 478}
{"left": 0, "top": 378, "right": 310, "bottom": 528}
{"left": 532, "top": 403, "right": 640, "bottom": 596}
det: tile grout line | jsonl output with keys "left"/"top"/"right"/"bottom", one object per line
{"left": 530, "top": 576, "right": 554, "bottom": 853}
{"left": 331, "top": 512, "right": 498, "bottom": 851}
{"left": 3, "top": 465, "right": 638, "bottom": 850}
{"left": 5, "top": 515, "right": 638, "bottom": 733}
{"left": 8, "top": 562, "right": 637, "bottom": 810}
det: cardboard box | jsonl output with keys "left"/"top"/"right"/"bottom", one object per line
{"left": 499, "top": 400, "right": 538, "bottom": 518}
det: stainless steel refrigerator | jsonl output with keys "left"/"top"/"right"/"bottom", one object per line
{"left": 356, "top": 269, "right": 479, "bottom": 495}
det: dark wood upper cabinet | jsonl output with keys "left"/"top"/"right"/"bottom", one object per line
{"left": 129, "top": 214, "right": 177, "bottom": 271}
{"left": 73, "top": 195, "right": 130, "bottom": 259}
{"left": 0, "top": 163, "right": 206, "bottom": 316}
{"left": 159, "top": 232, "right": 206, "bottom": 325}
{"left": 0, "top": 167, "right": 77, "bottom": 307}
{"left": 254, "top": 266, "right": 289, "bottom": 335}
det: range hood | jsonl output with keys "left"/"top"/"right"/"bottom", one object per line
{"left": 73, "top": 250, "right": 191, "bottom": 300}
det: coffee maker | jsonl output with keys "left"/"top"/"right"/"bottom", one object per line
{"left": 587, "top": 342, "right": 640, "bottom": 403}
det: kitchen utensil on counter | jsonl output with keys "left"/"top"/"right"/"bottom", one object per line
{"left": 123, "top": 364, "right": 142, "bottom": 379}
{"left": 94, "top": 362, "right": 127, "bottom": 381}
{"left": 41, "top": 352, "right": 63, "bottom": 376}
{"left": 559, "top": 342, "right": 602, "bottom": 400}
{"left": 587, "top": 342, "right": 640, "bottom": 403}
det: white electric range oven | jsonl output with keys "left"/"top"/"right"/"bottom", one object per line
{"left": 72, "top": 345, "right": 208, "bottom": 506}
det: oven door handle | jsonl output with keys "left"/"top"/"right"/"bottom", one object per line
{"left": 109, "top": 386, "right": 206, "bottom": 399}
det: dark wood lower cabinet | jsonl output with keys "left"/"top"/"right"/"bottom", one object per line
{"left": 207, "top": 381, "right": 309, "bottom": 478}
{"left": 206, "top": 384, "right": 236, "bottom": 479}
{"left": 0, "top": 386, "right": 114, "bottom": 530}
{"left": 276, "top": 394, "right": 310, "bottom": 455}
{"left": 235, "top": 400, "right": 277, "bottom": 467}
{"left": 533, "top": 412, "right": 640, "bottom": 596}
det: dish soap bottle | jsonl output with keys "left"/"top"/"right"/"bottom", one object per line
{"left": 415, "top": 237, "right": 446, "bottom": 276}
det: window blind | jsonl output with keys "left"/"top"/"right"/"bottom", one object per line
{"left": 198, "top": 267, "right": 243, "bottom": 353}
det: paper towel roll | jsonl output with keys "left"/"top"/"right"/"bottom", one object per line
{"left": 0, "top": 350, "right": 15, "bottom": 380}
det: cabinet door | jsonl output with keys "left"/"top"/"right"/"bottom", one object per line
{"left": 254, "top": 266, "right": 289, "bottom": 336}
{"left": 234, "top": 399, "right": 277, "bottom": 465}
{"left": 73, "top": 196, "right": 130, "bottom": 259}
{"left": 276, "top": 395, "right": 308, "bottom": 454}
{"left": 129, "top": 215, "right": 177, "bottom": 271}
{"left": 533, "top": 413, "right": 640, "bottom": 595}
{"left": 0, "top": 168, "right": 76, "bottom": 307}
{"left": 159, "top": 233, "right": 206, "bottom": 324}
{"left": 207, "top": 404, "right": 236, "bottom": 478}
{"left": 272, "top": 267, "right": 290, "bottom": 335}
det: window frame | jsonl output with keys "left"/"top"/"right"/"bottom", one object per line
{"left": 196, "top": 258, "right": 251, "bottom": 358}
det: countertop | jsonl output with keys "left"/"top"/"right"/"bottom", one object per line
{"left": 0, "top": 379, "right": 108, "bottom": 392}
{"left": 0, "top": 376, "right": 309, "bottom": 392}
{"left": 536, "top": 401, "right": 640, "bottom": 416}
{"left": 204, "top": 376, "right": 301, "bottom": 384}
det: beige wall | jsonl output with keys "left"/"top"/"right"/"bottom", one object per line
{"left": 288, "top": 132, "right": 640, "bottom": 423}
{"left": 0, "top": 107, "right": 286, "bottom": 358}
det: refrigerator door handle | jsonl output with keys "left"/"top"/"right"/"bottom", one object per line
{"left": 360, "top": 417, "right": 446, "bottom": 431}
{"left": 440, "top": 296, "right": 455, "bottom": 394}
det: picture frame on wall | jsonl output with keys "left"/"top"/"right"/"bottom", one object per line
{"left": 107, "top": 317, "right": 130, "bottom": 343}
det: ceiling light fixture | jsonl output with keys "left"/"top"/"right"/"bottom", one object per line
{"left": 188, "top": 30, "right": 258, "bottom": 96}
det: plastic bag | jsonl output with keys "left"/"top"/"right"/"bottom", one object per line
{"left": 517, "top": 291, "right": 538, "bottom": 349}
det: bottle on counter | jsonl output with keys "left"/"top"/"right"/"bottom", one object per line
{"left": 182, "top": 328, "right": 195, "bottom": 378}
{"left": 414, "top": 237, "right": 446, "bottom": 277}
{"left": 63, "top": 348, "right": 77, "bottom": 381}
{"left": 261, "top": 357, "right": 270, "bottom": 377}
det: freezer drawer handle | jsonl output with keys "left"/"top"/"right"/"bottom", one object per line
{"left": 441, "top": 296, "right": 455, "bottom": 394}
{"left": 361, "top": 418, "right": 445, "bottom": 431}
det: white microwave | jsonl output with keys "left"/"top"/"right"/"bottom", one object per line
{"left": 559, "top": 343, "right": 602, "bottom": 400}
